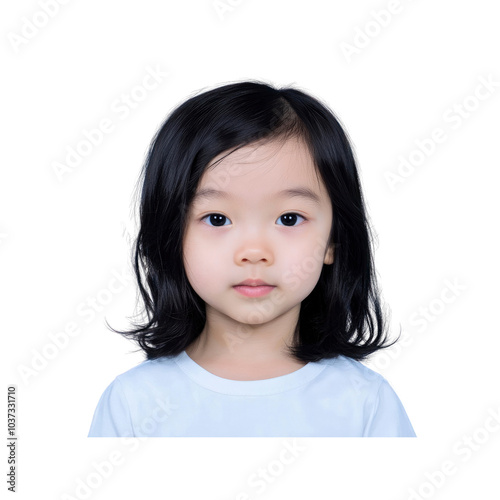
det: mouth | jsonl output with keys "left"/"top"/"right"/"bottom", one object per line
{"left": 233, "top": 279, "right": 276, "bottom": 297}
{"left": 235, "top": 279, "right": 272, "bottom": 287}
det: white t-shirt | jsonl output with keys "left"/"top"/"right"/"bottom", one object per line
{"left": 88, "top": 350, "right": 416, "bottom": 437}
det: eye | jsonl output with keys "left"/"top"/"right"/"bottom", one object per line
{"left": 200, "top": 212, "right": 307, "bottom": 227}
{"left": 201, "top": 213, "right": 231, "bottom": 227}
{"left": 276, "top": 213, "right": 307, "bottom": 227}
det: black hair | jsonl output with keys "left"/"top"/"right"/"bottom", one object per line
{"left": 107, "top": 79, "right": 398, "bottom": 363}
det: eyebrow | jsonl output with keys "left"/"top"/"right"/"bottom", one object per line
{"left": 192, "top": 187, "right": 322, "bottom": 206}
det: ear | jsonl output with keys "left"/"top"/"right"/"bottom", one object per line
{"left": 323, "top": 244, "right": 334, "bottom": 265}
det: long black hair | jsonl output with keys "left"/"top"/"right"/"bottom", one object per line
{"left": 107, "top": 80, "right": 397, "bottom": 362}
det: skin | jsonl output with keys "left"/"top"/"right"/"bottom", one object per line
{"left": 182, "top": 136, "right": 334, "bottom": 380}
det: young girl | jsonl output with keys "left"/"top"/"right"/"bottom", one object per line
{"left": 88, "top": 80, "right": 416, "bottom": 437}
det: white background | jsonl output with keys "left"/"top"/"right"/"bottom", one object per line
{"left": 1, "top": 0, "right": 499, "bottom": 498}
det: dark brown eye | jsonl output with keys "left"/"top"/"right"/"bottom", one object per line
{"left": 201, "top": 213, "right": 306, "bottom": 227}
{"left": 202, "top": 214, "right": 229, "bottom": 227}
{"left": 277, "top": 213, "right": 305, "bottom": 227}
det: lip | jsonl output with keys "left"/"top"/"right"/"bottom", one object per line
{"left": 235, "top": 279, "right": 272, "bottom": 286}
{"left": 233, "top": 285, "right": 275, "bottom": 297}
{"left": 233, "top": 279, "right": 275, "bottom": 298}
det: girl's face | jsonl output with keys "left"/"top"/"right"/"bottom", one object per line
{"left": 182, "top": 137, "right": 334, "bottom": 330}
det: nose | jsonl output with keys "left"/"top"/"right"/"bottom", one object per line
{"left": 234, "top": 236, "right": 274, "bottom": 265}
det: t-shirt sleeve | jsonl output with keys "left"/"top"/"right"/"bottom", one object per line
{"left": 363, "top": 378, "right": 416, "bottom": 437}
{"left": 88, "top": 378, "right": 134, "bottom": 437}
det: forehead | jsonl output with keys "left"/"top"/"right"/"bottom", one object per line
{"left": 194, "top": 137, "right": 327, "bottom": 201}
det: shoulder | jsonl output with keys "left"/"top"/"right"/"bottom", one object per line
{"left": 113, "top": 354, "right": 182, "bottom": 388}
{"left": 318, "top": 355, "right": 386, "bottom": 395}
{"left": 98, "top": 354, "right": 186, "bottom": 416}
{"left": 317, "top": 356, "right": 416, "bottom": 437}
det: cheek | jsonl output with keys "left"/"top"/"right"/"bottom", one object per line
{"left": 183, "top": 233, "right": 202, "bottom": 286}
{"left": 183, "top": 235, "right": 224, "bottom": 291}
{"left": 282, "top": 239, "right": 324, "bottom": 270}
{"left": 280, "top": 242, "right": 325, "bottom": 291}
